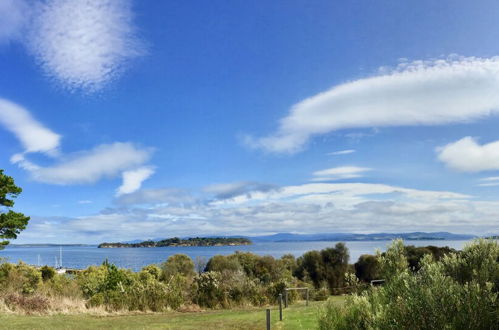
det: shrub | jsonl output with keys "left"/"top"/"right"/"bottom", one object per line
{"left": 161, "top": 254, "right": 195, "bottom": 280}
{"left": 192, "top": 271, "right": 221, "bottom": 308}
{"left": 205, "top": 255, "right": 242, "bottom": 273}
{"left": 141, "top": 264, "right": 161, "bottom": 280}
{"left": 40, "top": 266, "right": 55, "bottom": 282}
{"left": 318, "top": 239, "right": 499, "bottom": 329}
{"left": 4, "top": 293, "right": 50, "bottom": 313}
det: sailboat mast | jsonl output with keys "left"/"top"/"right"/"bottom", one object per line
{"left": 59, "top": 247, "right": 62, "bottom": 268}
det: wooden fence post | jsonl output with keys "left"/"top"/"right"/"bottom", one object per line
{"left": 278, "top": 293, "right": 283, "bottom": 321}
{"left": 306, "top": 288, "right": 309, "bottom": 306}
{"left": 266, "top": 308, "right": 271, "bottom": 330}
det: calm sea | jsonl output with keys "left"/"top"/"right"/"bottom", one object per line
{"left": 0, "top": 240, "right": 471, "bottom": 272}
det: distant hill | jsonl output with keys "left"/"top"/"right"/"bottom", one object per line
{"left": 122, "top": 232, "right": 475, "bottom": 244}
{"left": 248, "top": 232, "right": 475, "bottom": 242}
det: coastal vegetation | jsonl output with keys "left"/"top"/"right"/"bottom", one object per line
{"left": 0, "top": 239, "right": 496, "bottom": 329}
{"left": 318, "top": 239, "right": 499, "bottom": 329}
{"left": 98, "top": 237, "right": 252, "bottom": 248}
{"left": 0, "top": 203, "right": 496, "bottom": 330}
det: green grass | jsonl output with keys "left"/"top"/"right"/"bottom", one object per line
{"left": 0, "top": 297, "right": 345, "bottom": 329}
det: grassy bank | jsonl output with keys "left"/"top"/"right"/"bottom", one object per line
{"left": 0, "top": 297, "right": 344, "bottom": 329}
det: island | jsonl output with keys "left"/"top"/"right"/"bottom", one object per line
{"left": 98, "top": 237, "right": 252, "bottom": 248}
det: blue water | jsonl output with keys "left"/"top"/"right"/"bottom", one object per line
{"left": 0, "top": 240, "right": 470, "bottom": 272}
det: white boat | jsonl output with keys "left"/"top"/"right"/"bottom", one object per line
{"left": 55, "top": 247, "right": 66, "bottom": 274}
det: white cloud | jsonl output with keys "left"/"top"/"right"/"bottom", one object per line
{"left": 24, "top": 143, "right": 153, "bottom": 185}
{"left": 328, "top": 149, "right": 355, "bottom": 156}
{"left": 0, "top": 0, "right": 29, "bottom": 44}
{"left": 477, "top": 182, "right": 499, "bottom": 187}
{"left": 18, "top": 181, "right": 492, "bottom": 244}
{"left": 78, "top": 200, "right": 93, "bottom": 204}
{"left": 115, "top": 188, "right": 196, "bottom": 206}
{"left": 116, "top": 166, "right": 155, "bottom": 196}
{"left": 0, "top": 98, "right": 60, "bottom": 155}
{"left": 437, "top": 136, "right": 499, "bottom": 172}
{"left": 477, "top": 177, "right": 499, "bottom": 187}
{"left": 311, "top": 166, "right": 371, "bottom": 181}
{"left": 204, "top": 181, "right": 279, "bottom": 200}
{"left": 0, "top": 98, "right": 155, "bottom": 188}
{"left": 480, "top": 176, "right": 499, "bottom": 182}
{"left": 248, "top": 56, "right": 499, "bottom": 153}
{"left": 27, "top": 0, "right": 144, "bottom": 92}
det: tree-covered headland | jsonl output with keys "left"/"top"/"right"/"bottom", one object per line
{"left": 98, "top": 237, "right": 251, "bottom": 248}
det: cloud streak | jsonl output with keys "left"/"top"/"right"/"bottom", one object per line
{"left": 0, "top": 98, "right": 60, "bottom": 155}
{"left": 204, "top": 181, "right": 280, "bottom": 200}
{"left": 248, "top": 56, "right": 499, "bottom": 153}
{"left": 0, "top": 98, "right": 155, "bottom": 190}
{"left": 328, "top": 149, "right": 356, "bottom": 156}
{"left": 22, "top": 143, "right": 153, "bottom": 185}
{"left": 311, "top": 166, "right": 371, "bottom": 181}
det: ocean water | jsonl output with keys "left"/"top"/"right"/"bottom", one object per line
{"left": 0, "top": 240, "right": 470, "bottom": 272}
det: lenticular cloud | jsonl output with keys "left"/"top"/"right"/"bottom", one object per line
{"left": 249, "top": 56, "right": 499, "bottom": 153}
{"left": 28, "top": 0, "right": 144, "bottom": 92}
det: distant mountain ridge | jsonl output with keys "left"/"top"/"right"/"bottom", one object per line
{"left": 124, "top": 232, "right": 475, "bottom": 244}
{"left": 247, "top": 232, "right": 475, "bottom": 242}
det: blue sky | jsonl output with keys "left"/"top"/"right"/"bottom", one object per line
{"left": 1, "top": 0, "right": 499, "bottom": 243}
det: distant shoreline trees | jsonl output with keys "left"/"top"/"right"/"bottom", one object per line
{"left": 98, "top": 237, "right": 252, "bottom": 248}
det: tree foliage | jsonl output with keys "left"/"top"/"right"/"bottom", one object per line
{"left": 0, "top": 170, "right": 30, "bottom": 249}
{"left": 318, "top": 239, "right": 499, "bottom": 329}
{"left": 294, "top": 243, "right": 350, "bottom": 291}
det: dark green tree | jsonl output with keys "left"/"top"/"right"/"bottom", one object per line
{"left": 355, "top": 254, "right": 380, "bottom": 282}
{"left": 0, "top": 169, "right": 30, "bottom": 249}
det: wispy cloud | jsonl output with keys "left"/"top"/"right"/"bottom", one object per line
{"left": 21, "top": 143, "right": 153, "bottom": 185}
{"left": 311, "top": 166, "right": 371, "bottom": 181}
{"left": 115, "top": 188, "right": 196, "bottom": 206}
{"left": 247, "top": 56, "right": 499, "bottom": 153}
{"left": 0, "top": 98, "right": 154, "bottom": 189}
{"left": 0, "top": 98, "right": 60, "bottom": 155}
{"left": 116, "top": 166, "right": 155, "bottom": 196}
{"left": 477, "top": 177, "right": 499, "bottom": 187}
{"left": 328, "top": 149, "right": 356, "bottom": 156}
{"left": 437, "top": 136, "right": 499, "bottom": 172}
{"left": 204, "top": 181, "right": 280, "bottom": 200}
{"left": 27, "top": 0, "right": 145, "bottom": 92}
{"left": 0, "top": 0, "right": 30, "bottom": 44}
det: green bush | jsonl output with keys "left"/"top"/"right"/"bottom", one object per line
{"left": 192, "top": 271, "right": 221, "bottom": 308}
{"left": 318, "top": 239, "right": 499, "bottom": 329}
{"left": 161, "top": 254, "right": 195, "bottom": 280}
{"left": 40, "top": 266, "right": 55, "bottom": 282}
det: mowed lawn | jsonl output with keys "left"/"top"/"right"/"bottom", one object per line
{"left": 0, "top": 296, "right": 345, "bottom": 330}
